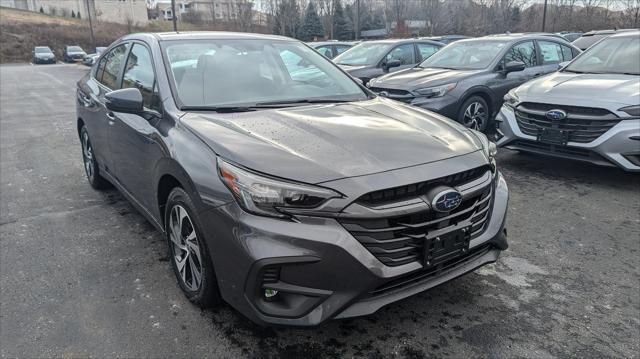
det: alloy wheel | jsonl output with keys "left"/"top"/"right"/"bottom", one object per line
{"left": 82, "top": 131, "right": 94, "bottom": 182}
{"left": 462, "top": 101, "right": 487, "bottom": 130}
{"left": 169, "top": 205, "right": 203, "bottom": 291}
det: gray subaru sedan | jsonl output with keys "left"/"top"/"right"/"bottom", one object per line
{"left": 76, "top": 32, "right": 508, "bottom": 326}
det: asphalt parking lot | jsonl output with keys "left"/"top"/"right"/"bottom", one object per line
{"left": 0, "top": 63, "right": 638, "bottom": 358}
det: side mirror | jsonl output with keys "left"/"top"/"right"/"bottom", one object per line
{"left": 105, "top": 88, "right": 143, "bottom": 114}
{"left": 504, "top": 61, "right": 525, "bottom": 73}
{"left": 384, "top": 59, "right": 402, "bottom": 70}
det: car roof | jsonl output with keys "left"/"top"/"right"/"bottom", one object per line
{"left": 608, "top": 30, "right": 640, "bottom": 38}
{"left": 582, "top": 29, "right": 637, "bottom": 36}
{"left": 125, "top": 31, "right": 294, "bottom": 42}
{"left": 364, "top": 38, "right": 440, "bottom": 44}
{"left": 477, "top": 33, "right": 573, "bottom": 43}
{"left": 308, "top": 41, "right": 355, "bottom": 46}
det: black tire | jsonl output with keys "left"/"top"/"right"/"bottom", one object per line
{"left": 80, "top": 126, "right": 110, "bottom": 190}
{"left": 458, "top": 95, "right": 490, "bottom": 132}
{"left": 165, "top": 187, "right": 221, "bottom": 308}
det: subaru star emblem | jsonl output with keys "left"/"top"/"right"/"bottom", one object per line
{"left": 546, "top": 109, "right": 567, "bottom": 120}
{"left": 431, "top": 188, "right": 463, "bottom": 212}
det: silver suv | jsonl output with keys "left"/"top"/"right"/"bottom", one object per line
{"left": 496, "top": 31, "right": 640, "bottom": 172}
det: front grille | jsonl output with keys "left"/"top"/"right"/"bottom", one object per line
{"left": 357, "top": 166, "right": 489, "bottom": 207}
{"left": 369, "top": 244, "right": 493, "bottom": 296}
{"left": 338, "top": 185, "right": 492, "bottom": 267}
{"left": 513, "top": 139, "right": 592, "bottom": 158}
{"left": 515, "top": 102, "right": 620, "bottom": 143}
{"left": 369, "top": 87, "right": 415, "bottom": 103}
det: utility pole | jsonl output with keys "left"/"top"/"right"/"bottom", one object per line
{"left": 541, "top": 0, "right": 548, "bottom": 32}
{"left": 355, "top": 0, "right": 360, "bottom": 40}
{"left": 171, "top": 0, "right": 178, "bottom": 32}
{"left": 85, "top": 0, "right": 95, "bottom": 52}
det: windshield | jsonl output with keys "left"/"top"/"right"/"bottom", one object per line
{"left": 35, "top": 47, "right": 52, "bottom": 54}
{"left": 418, "top": 40, "right": 507, "bottom": 70}
{"left": 68, "top": 46, "right": 83, "bottom": 52}
{"left": 566, "top": 35, "right": 640, "bottom": 75}
{"left": 162, "top": 39, "right": 367, "bottom": 108}
{"left": 334, "top": 42, "right": 392, "bottom": 66}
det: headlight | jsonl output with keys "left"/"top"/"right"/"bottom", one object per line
{"left": 414, "top": 83, "right": 456, "bottom": 98}
{"left": 619, "top": 105, "right": 640, "bottom": 117}
{"left": 503, "top": 89, "right": 520, "bottom": 108}
{"left": 471, "top": 130, "right": 497, "bottom": 173}
{"left": 217, "top": 158, "right": 341, "bottom": 218}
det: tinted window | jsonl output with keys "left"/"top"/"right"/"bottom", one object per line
{"left": 122, "top": 44, "right": 158, "bottom": 110}
{"left": 164, "top": 40, "right": 366, "bottom": 107}
{"left": 504, "top": 41, "right": 537, "bottom": 67}
{"left": 538, "top": 41, "right": 563, "bottom": 64}
{"left": 68, "top": 46, "right": 83, "bottom": 52}
{"left": 35, "top": 47, "right": 52, "bottom": 53}
{"left": 315, "top": 45, "right": 333, "bottom": 58}
{"left": 335, "top": 45, "right": 351, "bottom": 55}
{"left": 98, "top": 44, "right": 129, "bottom": 89}
{"left": 417, "top": 43, "right": 439, "bottom": 61}
{"left": 386, "top": 43, "right": 415, "bottom": 65}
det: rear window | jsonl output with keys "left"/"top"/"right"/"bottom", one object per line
{"left": 35, "top": 47, "right": 51, "bottom": 53}
{"left": 68, "top": 46, "right": 84, "bottom": 52}
{"left": 572, "top": 34, "right": 607, "bottom": 50}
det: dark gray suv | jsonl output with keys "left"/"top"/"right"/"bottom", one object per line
{"left": 368, "top": 35, "right": 581, "bottom": 131}
{"left": 76, "top": 32, "right": 508, "bottom": 326}
{"left": 334, "top": 38, "right": 444, "bottom": 85}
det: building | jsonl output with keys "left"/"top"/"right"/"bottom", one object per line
{"left": 148, "top": 0, "right": 269, "bottom": 25}
{"left": 0, "top": 0, "right": 149, "bottom": 25}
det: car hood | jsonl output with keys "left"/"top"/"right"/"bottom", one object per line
{"left": 180, "top": 98, "right": 483, "bottom": 184}
{"left": 515, "top": 72, "right": 640, "bottom": 107}
{"left": 371, "top": 67, "right": 481, "bottom": 89}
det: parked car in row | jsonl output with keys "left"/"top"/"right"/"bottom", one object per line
{"left": 557, "top": 31, "right": 583, "bottom": 42}
{"left": 572, "top": 29, "right": 637, "bottom": 50}
{"left": 76, "top": 32, "right": 508, "bottom": 326}
{"left": 497, "top": 31, "right": 640, "bottom": 172}
{"left": 334, "top": 38, "right": 444, "bottom": 85}
{"left": 422, "top": 35, "right": 470, "bottom": 44}
{"left": 308, "top": 41, "right": 356, "bottom": 59}
{"left": 63, "top": 45, "right": 87, "bottom": 63}
{"left": 83, "top": 47, "right": 107, "bottom": 66}
{"left": 367, "top": 34, "right": 581, "bottom": 131}
{"left": 32, "top": 46, "right": 56, "bottom": 64}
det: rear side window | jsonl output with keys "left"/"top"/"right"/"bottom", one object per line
{"left": 417, "top": 43, "right": 439, "bottom": 61}
{"left": 386, "top": 43, "right": 415, "bottom": 65}
{"left": 97, "top": 44, "right": 129, "bottom": 89}
{"left": 504, "top": 41, "right": 538, "bottom": 67}
{"left": 122, "top": 43, "right": 159, "bottom": 110}
{"left": 315, "top": 45, "right": 333, "bottom": 58}
{"left": 538, "top": 41, "right": 563, "bottom": 64}
{"left": 560, "top": 45, "right": 576, "bottom": 61}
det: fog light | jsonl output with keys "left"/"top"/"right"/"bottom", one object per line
{"left": 264, "top": 288, "right": 278, "bottom": 299}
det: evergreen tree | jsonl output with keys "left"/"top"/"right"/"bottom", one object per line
{"left": 71, "top": 10, "right": 76, "bottom": 18}
{"left": 300, "top": 1, "right": 324, "bottom": 42}
{"left": 39, "top": 6, "right": 44, "bottom": 13}
{"left": 77, "top": 12, "right": 81, "bottom": 19}
{"left": 333, "top": 0, "right": 353, "bottom": 40}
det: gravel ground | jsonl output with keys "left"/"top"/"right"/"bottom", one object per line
{"left": 1, "top": 63, "right": 638, "bottom": 358}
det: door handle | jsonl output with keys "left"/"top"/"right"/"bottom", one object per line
{"left": 106, "top": 112, "right": 116, "bottom": 124}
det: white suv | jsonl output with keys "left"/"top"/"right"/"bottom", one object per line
{"left": 495, "top": 31, "right": 640, "bottom": 172}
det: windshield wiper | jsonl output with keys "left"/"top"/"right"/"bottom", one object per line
{"left": 181, "top": 105, "right": 259, "bottom": 113}
{"left": 254, "top": 99, "right": 353, "bottom": 107}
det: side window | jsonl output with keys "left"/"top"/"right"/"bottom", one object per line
{"left": 315, "top": 45, "right": 333, "bottom": 58}
{"left": 279, "top": 50, "right": 325, "bottom": 83}
{"left": 504, "top": 41, "right": 537, "bottom": 68}
{"left": 335, "top": 45, "right": 351, "bottom": 55}
{"left": 538, "top": 41, "right": 563, "bottom": 64}
{"left": 561, "top": 45, "right": 575, "bottom": 62}
{"left": 122, "top": 43, "right": 159, "bottom": 110}
{"left": 99, "top": 44, "right": 129, "bottom": 89}
{"left": 417, "top": 43, "right": 439, "bottom": 61}
{"left": 386, "top": 43, "right": 415, "bottom": 65}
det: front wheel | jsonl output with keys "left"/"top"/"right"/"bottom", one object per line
{"left": 458, "top": 96, "right": 490, "bottom": 132}
{"left": 165, "top": 187, "right": 221, "bottom": 308}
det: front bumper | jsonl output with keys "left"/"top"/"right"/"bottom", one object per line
{"left": 198, "top": 168, "right": 509, "bottom": 326}
{"left": 496, "top": 105, "right": 640, "bottom": 172}
{"left": 409, "top": 94, "right": 460, "bottom": 120}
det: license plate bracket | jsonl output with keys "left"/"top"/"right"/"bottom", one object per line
{"left": 537, "top": 128, "right": 569, "bottom": 145}
{"left": 424, "top": 226, "right": 471, "bottom": 268}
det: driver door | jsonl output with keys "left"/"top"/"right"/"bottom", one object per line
{"left": 493, "top": 41, "right": 543, "bottom": 101}
{"left": 382, "top": 43, "right": 416, "bottom": 74}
